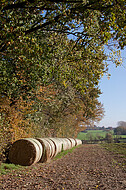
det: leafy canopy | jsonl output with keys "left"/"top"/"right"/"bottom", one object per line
{"left": 1, "top": 0, "right": 126, "bottom": 51}
{"left": 0, "top": 0, "right": 125, "bottom": 132}
{"left": 1, "top": 0, "right": 125, "bottom": 98}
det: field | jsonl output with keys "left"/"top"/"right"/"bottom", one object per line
{"left": 1, "top": 144, "right": 126, "bottom": 189}
{"left": 101, "top": 143, "right": 126, "bottom": 158}
{"left": 77, "top": 130, "right": 126, "bottom": 140}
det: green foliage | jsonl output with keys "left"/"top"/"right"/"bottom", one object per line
{"left": 1, "top": 0, "right": 125, "bottom": 50}
{"left": 1, "top": 0, "right": 125, "bottom": 102}
{"left": 114, "top": 121, "right": 126, "bottom": 135}
{"left": 114, "top": 126, "right": 126, "bottom": 135}
{"left": 1, "top": 0, "right": 125, "bottom": 100}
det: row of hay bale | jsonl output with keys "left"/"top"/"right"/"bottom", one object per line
{"left": 8, "top": 137, "right": 82, "bottom": 166}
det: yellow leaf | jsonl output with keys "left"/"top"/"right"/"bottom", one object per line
{"left": 63, "top": 80, "right": 67, "bottom": 87}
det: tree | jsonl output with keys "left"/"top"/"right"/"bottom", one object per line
{"left": 1, "top": 0, "right": 125, "bottom": 111}
{"left": 1, "top": 0, "right": 126, "bottom": 50}
{"left": 0, "top": 0, "right": 125, "bottom": 147}
{"left": 0, "top": 29, "right": 105, "bottom": 148}
{"left": 114, "top": 121, "right": 126, "bottom": 135}
{"left": 28, "top": 81, "right": 104, "bottom": 137}
{"left": 1, "top": 0, "right": 125, "bottom": 100}
{"left": 1, "top": 29, "right": 105, "bottom": 115}
{"left": 105, "top": 133, "right": 113, "bottom": 143}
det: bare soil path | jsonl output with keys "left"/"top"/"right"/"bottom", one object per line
{"left": 0, "top": 144, "right": 126, "bottom": 190}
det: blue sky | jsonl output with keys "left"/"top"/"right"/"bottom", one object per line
{"left": 96, "top": 49, "right": 126, "bottom": 128}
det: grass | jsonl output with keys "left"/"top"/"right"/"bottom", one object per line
{"left": 77, "top": 130, "right": 126, "bottom": 140}
{"left": 54, "top": 145, "right": 81, "bottom": 160}
{"left": 101, "top": 143, "right": 126, "bottom": 158}
{"left": 0, "top": 163, "right": 25, "bottom": 175}
{"left": 114, "top": 135, "right": 126, "bottom": 138}
{"left": 77, "top": 130, "right": 113, "bottom": 140}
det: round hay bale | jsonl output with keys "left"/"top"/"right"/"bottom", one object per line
{"left": 75, "top": 139, "right": 82, "bottom": 146}
{"left": 57, "top": 138, "right": 68, "bottom": 151}
{"left": 44, "top": 138, "right": 56, "bottom": 158}
{"left": 36, "top": 138, "right": 52, "bottom": 162}
{"left": 73, "top": 138, "right": 77, "bottom": 146}
{"left": 49, "top": 138, "right": 62, "bottom": 156}
{"left": 63, "top": 138, "right": 72, "bottom": 150}
{"left": 8, "top": 138, "right": 42, "bottom": 166}
{"left": 27, "top": 138, "right": 43, "bottom": 163}
{"left": 57, "top": 138, "right": 65, "bottom": 151}
{"left": 67, "top": 138, "right": 76, "bottom": 148}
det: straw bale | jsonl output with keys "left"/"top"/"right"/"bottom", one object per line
{"left": 27, "top": 138, "right": 43, "bottom": 163}
{"left": 75, "top": 139, "right": 82, "bottom": 146}
{"left": 49, "top": 138, "right": 62, "bottom": 156}
{"left": 8, "top": 138, "right": 42, "bottom": 166}
{"left": 57, "top": 138, "right": 68, "bottom": 151}
{"left": 36, "top": 138, "right": 51, "bottom": 162}
{"left": 68, "top": 138, "right": 76, "bottom": 147}
{"left": 65, "top": 138, "right": 72, "bottom": 149}
{"left": 44, "top": 138, "right": 56, "bottom": 158}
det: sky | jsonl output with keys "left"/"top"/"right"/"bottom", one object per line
{"left": 96, "top": 49, "right": 126, "bottom": 128}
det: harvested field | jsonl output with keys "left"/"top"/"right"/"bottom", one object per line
{"left": 0, "top": 144, "right": 126, "bottom": 190}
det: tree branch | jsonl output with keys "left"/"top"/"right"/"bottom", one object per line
{"left": 3, "top": 1, "right": 84, "bottom": 10}
{"left": 25, "top": 14, "right": 61, "bottom": 35}
{"left": 3, "top": 2, "right": 27, "bottom": 10}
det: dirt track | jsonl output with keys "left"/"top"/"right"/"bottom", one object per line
{"left": 0, "top": 144, "right": 126, "bottom": 190}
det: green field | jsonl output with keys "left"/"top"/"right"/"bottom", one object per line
{"left": 77, "top": 130, "right": 126, "bottom": 140}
